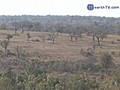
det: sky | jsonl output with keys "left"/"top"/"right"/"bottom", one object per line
{"left": 0, "top": 0, "right": 120, "bottom": 17}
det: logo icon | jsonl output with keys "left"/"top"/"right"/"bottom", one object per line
{"left": 87, "top": 4, "right": 94, "bottom": 10}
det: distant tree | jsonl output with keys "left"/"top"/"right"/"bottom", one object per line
{"left": 12, "top": 21, "right": 20, "bottom": 35}
{"left": 19, "top": 20, "right": 29, "bottom": 34}
{"left": 91, "top": 22, "right": 108, "bottom": 46}
{"left": 67, "top": 25, "right": 74, "bottom": 41}
{"left": 48, "top": 26, "right": 57, "bottom": 44}
{"left": 26, "top": 21, "right": 33, "bottom": 31}
{"left": 32, "top": 21, "right": 41, "bottom": 31}
{"left": 54, "top": 23, "right": 64, "bottom": 35}
{"left": 96, "top": 34, "right": 101, "bottom": 46}
{"left": 67, "top": 24, "right": 82, "bottom": 42}
{"left": 48, "top": 32, "right": 57, "bottom": 44}
{"left": 0, "top": 23, "right": 7, "bottom": 30}
{"left": 68, "top": 32, "right": 74, "bottom": 41}
{"left": 117, "top": 24, "right": 120, "bottom": 36}
{"left": 73, "top": 25, "right": 82, "bottom": 42}
{"left": 27, "top": 33, "right": 31, "bottom": 42}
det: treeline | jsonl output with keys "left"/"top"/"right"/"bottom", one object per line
{"left": 0, "top": 15, "right": 119, "bottom": 34}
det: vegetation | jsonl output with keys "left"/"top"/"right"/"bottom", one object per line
{"left": 0, "top": 15, "right": 119, "bottom": 90}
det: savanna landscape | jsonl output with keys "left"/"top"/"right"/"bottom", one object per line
{"left": 0, "top": 15, "right": 120, "bottom": 90}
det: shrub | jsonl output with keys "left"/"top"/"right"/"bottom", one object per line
{"left": 111, "top": 41, "right": 114, "bottom": 44}
{"left": 116, "top": 39, "right": 120, "bottom": 41}
{"left": 99, "top": 52, "right": 115, "bottom": 69}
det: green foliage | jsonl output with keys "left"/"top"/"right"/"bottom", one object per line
{"left": 0, "top": 67, "right": 120, "bottom": 90}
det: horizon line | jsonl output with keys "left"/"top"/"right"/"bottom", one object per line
{"left": 0, "top": 14, "right": 119, "bottom": 18}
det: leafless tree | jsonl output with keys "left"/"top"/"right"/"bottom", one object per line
{"left": 32, "top": 21, "right": 41, "bottom": 31}
{"left": 67, "top": 24, "right": 82, "bottom": 42}
{"left": 0, "top": 23, "right": 7, "bottom": 30}
{"left": 12, "top": 21, "right": 20, "bottom": 35}
{"left": 89, "top": 21, "right": 108, "bottom": 46}
{"left": 19, "top": 20, "right": 29, "bottom": 34}
{"left": 27, "top": 33, "right": 31, "bottom": 42}
{"left": 54, "top": 23, "right": 64, "bottom": 35}
{"left": 73, "top": 25, "right": 82, "bottom": 42}
{"left": 48, "top": 26, "right": 57, "bottom": 44}
{"left": 67, "top": 24, "right": 74, "bottom": 41}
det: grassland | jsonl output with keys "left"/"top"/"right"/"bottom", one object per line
{"left": 0, "top": 30, "right": 120, "bottom": 64}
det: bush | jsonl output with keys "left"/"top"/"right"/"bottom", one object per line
{"left": 111, "top": 41, "right": 114, "bottom": 44}
{"left": 111, "top": 51, "right": 116, "bottom": 56}
{"left": 116, "top": 39, "right": 120, "bottom": 41}
{"left": 99, "top": 52, "right": 115, "bottom": 69}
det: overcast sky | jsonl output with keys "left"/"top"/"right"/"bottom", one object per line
{"left": 0, "top": 0, "right": 119, "bottom": 17}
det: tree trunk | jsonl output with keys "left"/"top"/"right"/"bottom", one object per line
{"left": 97, "top": 37, "right": 100, "bottom": 46}
{"left": 75, "top": 37, "right": 78, "bottom": 42}
{"left": 52, "top": 38, "right": 55, "bottom": 44}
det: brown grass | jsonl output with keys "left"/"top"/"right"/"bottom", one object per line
{"left": 0, "top": 30, "right": 120, "bottom": 63}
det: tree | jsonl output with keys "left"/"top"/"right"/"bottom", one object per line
{"left": 117, "top": 24, "right": 120, "bottom": 36}
{"left": 48, "top": 25, "right": 57, "bottom": 44}
{"left": 48, "top": 32, "right": 57, "bottom": 44}
{"left": 54, "top": 23, "right": 64, "bottom": 35}
{"left": 67, "top": 24, "right": 82, "bottom": 42}
{"left": 26, "top": 21, "right": 33, "bottom": 31}
{"left": 12, "top": 21, "right": 20, "bottom": 35}
{"left": 73, "top": 25, "right": 82, "bottom": 42}
{"left": 0, "top": 23, "right": 7, "bottom": 30}
{"left": 66, "top": 24, "right": 74, "bottom": 41}
{"left": 19, "top": 20, "right": 29, "bottom": 34}
{"left": 91, "top": 21, "right": 108, "bottom": 46}
{"left": 27, "top": 33, "right": 31, "bottom": 42}
{"left": 32, "top": 21, "right": 41, "bottom": 31}
{"left": 95, "top": 26, "right": 108, "bottom": 46}
{"left": 96, "top": 34, "right": 101, "bottom": 46}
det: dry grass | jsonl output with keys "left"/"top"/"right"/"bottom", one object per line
{"left": 0, "top": 30, "right": 120, "bottom": 63}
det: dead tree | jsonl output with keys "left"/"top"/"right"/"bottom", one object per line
{"left": 12, "top": 21, "right": 20, "bottom": 35}
{"left": 48, "top": 26, "right": 57, "bottom": 44}
{"left": 48, "top": 32, "right": 57, "bottom": 44}
{"left": 27, "top": 33, "right": 31, "bottom": 42}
